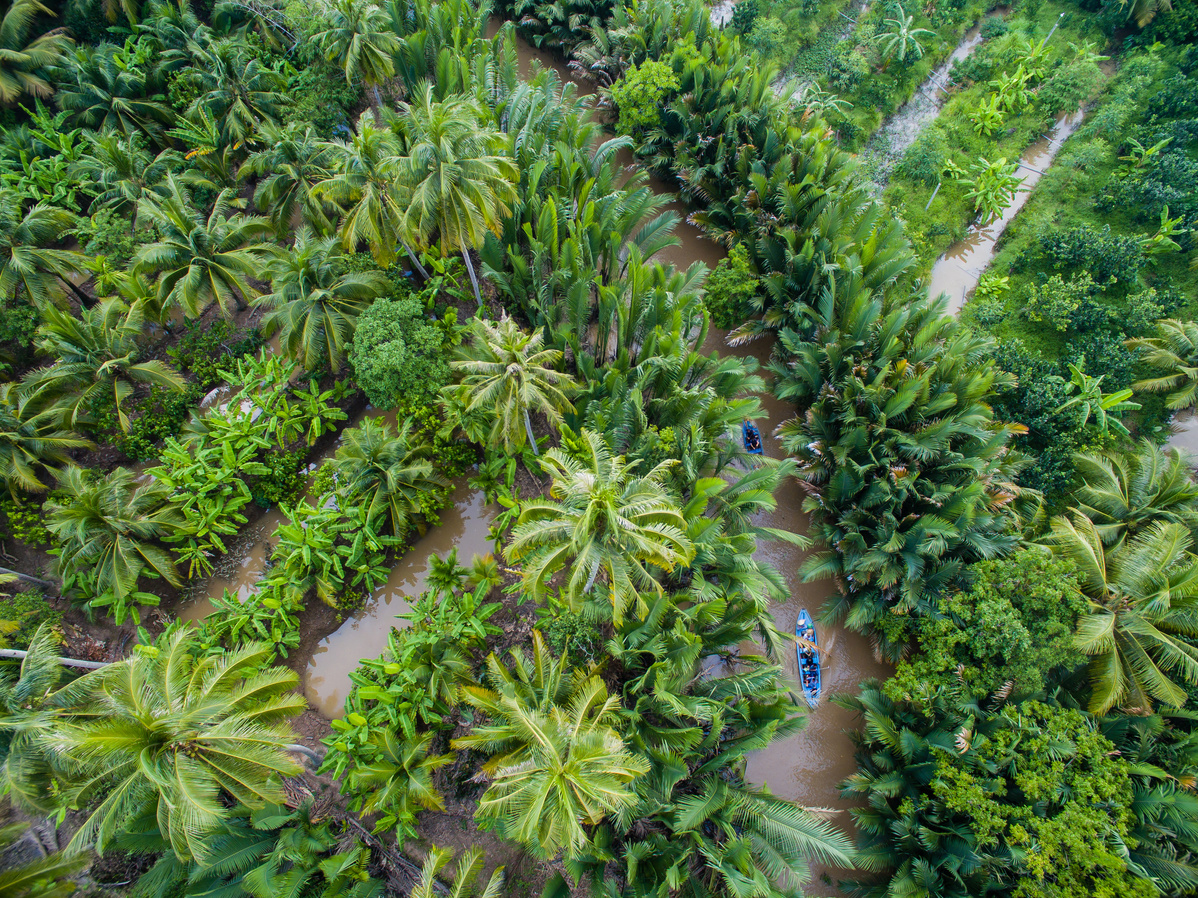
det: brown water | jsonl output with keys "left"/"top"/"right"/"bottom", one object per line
{"left": 1168, "top": 409, "right": 1198, "bottom": 459}
{"left": 700, "top": 329, "right": 891, "bottom": 894}
{"left": 928, "top": 110, "right": 1086, "bottom": 312}
{"left": 485, "top": 18, "right": 596, "bottom": 93}
{"left": 301, "top": 482, "right": 499, "bottom": 717}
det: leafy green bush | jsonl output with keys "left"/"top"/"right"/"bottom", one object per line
{"left": 75, "top": 208, "right": 142, "bottom": 269}
{"left": 702, "top": 244, "right": 759, "bottom": 328}
{"left": 610, "top": 59, "right": 682, "bottom": 134}
{"left": 168, "top": 320, "right": 264, "bottom": 390}
{"left": 885, "top": 551, "right": 1086, "bottom": 701}
{"left": 1035, "top": 225, "right": 1146, "bottom": 284}
{"left": 980, "top": 14, "right": 1008, "bottom": 38}
{"left": 0, "top": 492, "right": 49, "bottom": 546}
{"left": 1021, "top": 273, "right": 1101, "bottom": 333}
{"left": 349, "top": 298, "right": 451, "bottom": 409}
{"left": 249, "top": 448, "right": 307, "bottom": 508}
{"left": 113, "top": 384, "right": 205, "bottom": 461}
{"left": 0, "top": 299, "right": 40, "bottom": 378}
{"left": 286, "top": 57, "right": 362, "bottom": 136}
{"left": 0, "top": 589, "right": 60, "bottom": 650}
{"left": 731, "top": 0, "right": 758, "bottom": 33}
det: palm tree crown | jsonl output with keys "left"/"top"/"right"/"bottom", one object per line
{"left": 0, "top": 195, "right": 83, "bottom": 310}
{"left": 329, "top": 416, "right": 449, "bottom": 536}
{"left": 1131, "top": 318, "right": 1198, "bottom": 410}
{"left": 1074, "top": 440, "right": 1198, "bottom": 546}
{"left": 0, "top": 0, "right": 71, "bottom": 106}
{"left": 449, "top": 315, "right": 578, "bottom": 455}
{"left": 0, "top": 382, "right": 91, "bottom": 494}
{"left": 505, "top": 429, "right": 694, "bottom": 624}
{"left": 49, "top": 631, "right": 305, "bottom": 862}
{"left": 256, "top": 228, "right": 390, "bottom": 372}
{"left": 1046, "top": 512, "right": 1198, "bottom": 714}
{"left": 134, "top": 177, "right": 277, "bottom": 319}
{"left": 25, "top": 299, "right": 186, "bottom": 432}
{"left": 453, "top": 631, "right": 649, "bottom": 859}
{"left": 45, "top": 465, "right": 185, "bottom": 619}
{"left": 313, "top": 0, "right": 400, "bottom": 100}
{"left": 393, "top": 85, "right": 519, "bottom": 305}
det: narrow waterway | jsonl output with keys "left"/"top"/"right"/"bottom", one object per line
{"left": 301, "top": 482, "right": 498, "bottom": 717}
{"left": 928, "top": 110, "right": 1085, "bottom": 311}
{"left": 866, "top": 23, "right": 987, "bottom": 182}
{"left": 507, "top": 27, "right": 886, "bottom": 891}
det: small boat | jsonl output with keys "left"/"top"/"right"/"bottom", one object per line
{"left": 742, "top": 420, "right": 764, "bottom": 455}
{"left": 796, "top": 609, "right": 820, "bottom": 709}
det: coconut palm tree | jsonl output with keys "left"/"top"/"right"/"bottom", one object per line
{"left": 1046, "top": 512, "right": 1198, "bottom": 714}
{"left": 181, "top": 38, "right": 286, "bottom": 147}
{"left": 0, "top": 0, "right": 71, "bottom": 106}
{"left": 0, "top": 624, "right": 74, "bottom": 812}
{"left": 411, "top": 847, "right": 503, "bottom": 898}
{"left": 1074, "top": 441, "right": 1198, "bottom": 546}
{"left": 313, "top": 0, "right": 400, "bottom": 107}
{"left": 242, "top": 123, "right": 337, "bottom": 236}
{"left": 70, "top": 131, "right": 171, "bottom": 224}
{"left": 50, "top": 630, "right": 304, "bottom": 862}
{"left": 55, "top": 43, "right": 173, "bottom": 139}
{"left": 24, "top": 299, "right": 186, "bottom": 432}
{"left": 0, "top": 195, "right": 86, "bottom": 310}
{"left": 505, "top": 429, "right": 694, "bottom": 624}
{"left": 0, "top": 383, "right": 91, "bottom": 495}
{"left": 1130, "top": 319, "right": 1198, "bottom": 410}
{"left": 316, "top": 113, "right": 428, "bottom": 276}
{"left": 449, "top": 315, "right": 577, "bottom": 456}
{"left": 45, "top": 465, "right": 185, "bottom": 622}
{"left": 453, "top": 631, "right": 649, "bottom": 860}
{"left": 872, "top": 5, "right": 934, "bottom": 64}
{"left": 256, "top": 229, "right": 389, "bottom": 372}
{"left": 329, "top": 417, "right": 448, "bottom": 536}
{"left": 134, "top": 176, "right": 277, "bottom": 319}
{"left": 392, "top": 85, "right": 519, "bottom": 306}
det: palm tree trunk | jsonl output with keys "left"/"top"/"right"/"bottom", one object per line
{"left": 57, "top": 273, "right": 93, "bottom": 308}
{"left": 0, "top": 566, "right": 55, "bottom": 589}
{"left": 462, "top": 249, "right": 483, "bottom": 309}
{"left": 583, "top": 557, "right": 600, "bottom": 594}
{"left": 403, "top": 242, "right": 430, "bottom": 280}
{"left": 0, "top": 649, "right": 107, "bottom": 670}
{"left": 523, "top": 407, "right": 539, "bottom": 456}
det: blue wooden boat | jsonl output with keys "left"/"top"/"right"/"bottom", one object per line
{"left": 742, "top": 420, "right": 764, "bottom": 455}
{"left": 796, "top": 609, "right": 820, "bottom": 709}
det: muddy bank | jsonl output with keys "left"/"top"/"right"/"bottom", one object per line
{"left": 928, "top": 109, "right": 1086, "bottom": 311}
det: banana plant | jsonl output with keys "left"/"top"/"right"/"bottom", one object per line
{"left": 1055, "top": 363, "right": 1141, "bottom": 437}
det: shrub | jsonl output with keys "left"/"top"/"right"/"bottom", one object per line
{"left": 0, "top": 299, "right": 39, "bottom": 378}
{"left": 1037, "top": 58, "right": 1103, "bottom": 115}
{"left": 744, "top": 16, "right": 786, "bottom": 59}
{"left": 610, "top": 60, "right": 681, "bottom": 134}
{"left": 169, "top": 320, "right": 264, "bottom": 390}
{"left": 1036, "top": 225, "right": 1146, "bottom": 283}
{"left": 75, "top": 208, "right": 142, "bottom": 268}
{"left": 349, "top": 298, "right": 451, "bottom": 409}
{"left": 249, "top": 448, "right": 307, "bottom": 508}
{"left": 702, "top": 244, "right": 759, "bottom": 328}
{"left": 0, "top": 493, "right": 49, "bottom": 546}
{"left": 114, "top": 384, "right": 205, "bottom": 461}
{"left": 0, "top": 589, "right": 60, "bottom": 650}
{"left": 286, "top": 57, "right": 362, "bottom": 136}
{"left": 731, "top": 0, "right": 758, "bottom": 32}
{"left": 885, "top": 551, "right": 1086, "bottom": 701}
{"left": 980, "top": 15, "right": 1009, "bottom": 38}
{"left": 1021, "top": 273, "right": 1101, "bottom": 333}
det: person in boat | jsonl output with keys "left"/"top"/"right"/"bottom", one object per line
{"left": 745, "top": 426, "right": 761, "bottom": 453}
